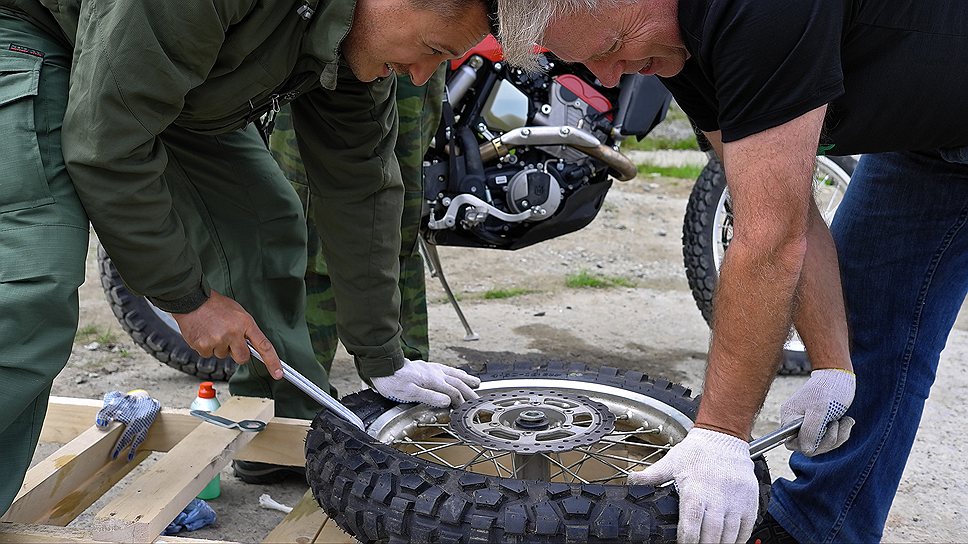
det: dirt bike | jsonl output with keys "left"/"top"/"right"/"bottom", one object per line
{"left": 98, "top": 35, "right": 673, "bottom": 381}
{"left": 682, "top": 152, "right": 857, "bottom": 374}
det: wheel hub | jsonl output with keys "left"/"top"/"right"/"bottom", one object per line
{"left": 449, "top": 390, "right": 615, "bottom": 453}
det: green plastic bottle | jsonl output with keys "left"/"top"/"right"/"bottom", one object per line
{"left": 191, "top": 382, "right": 221, "bottom": 500}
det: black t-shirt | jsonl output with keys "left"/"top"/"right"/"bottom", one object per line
{"left": 661, "top": 0, "right": 968, "bottom": 155}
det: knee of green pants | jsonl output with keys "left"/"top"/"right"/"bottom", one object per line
{"left": 0, "top": 391, "right": 50, "bottom": 516}
{"left": 0, "top": 232, "right": 87, "bottom": 433}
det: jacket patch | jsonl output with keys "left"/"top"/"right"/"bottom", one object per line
{"left": 9, "top": 44, "right": 45, "bottom": 58}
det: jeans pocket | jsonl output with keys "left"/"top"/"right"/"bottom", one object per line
{"left": 939, "top": 145, "right": 968, "bottom": 165}
{"left": 0, "top": 53, "right": 52, "bottom": 213}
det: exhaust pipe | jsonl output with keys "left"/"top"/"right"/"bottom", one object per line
{"left": 478, "top": 126, "right": 638, "bottom": 181}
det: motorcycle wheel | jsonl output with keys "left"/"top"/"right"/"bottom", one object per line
{"left": 306, "top": 361, "right": 771, "bottom": 543}
{"left": 97, "top": 245, "right": 238, "bottom": 381}
{"left": 682, "top": 155, "right": 857, "bottom": 375}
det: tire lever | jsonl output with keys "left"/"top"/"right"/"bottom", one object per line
{"left": 246, "top": 342, "right": 366, "bottom": 431}
{"left": 749, "top": 417, "right": 803, "bottom": 458}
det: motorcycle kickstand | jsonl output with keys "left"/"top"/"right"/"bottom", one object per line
{"left": 419, "top": 238, "right": 480, "bottom": 341}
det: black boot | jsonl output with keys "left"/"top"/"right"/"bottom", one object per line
{"left": 232, "top": 460, "right": 306, "bottom": 484}
{"left": 748, "top": 513, "right": 801, "bottom": 544}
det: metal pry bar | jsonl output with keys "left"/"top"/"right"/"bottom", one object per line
{"left": 246, "top": 343, "right": 366, "bottom": 430}
{"left": 749, "top": 417, "right": 804, "bottom": 458}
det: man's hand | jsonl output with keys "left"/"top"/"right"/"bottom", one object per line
{"left": 371, "top": 359, "right": 481, "bottom": 407}
{"left": 96, "top": 390, "right": 162, "bottom": 461}
{"left": 627, "top": 428, "right": 757, "bottom": 543}
{"left": 171, "top": 290, "right": 283, "bottom": 379}
{"left": 781, "top": 368, "right": 855, "bottom": 455}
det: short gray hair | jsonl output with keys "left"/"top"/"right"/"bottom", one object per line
{"left": 496, "top": 0, "right": 600, "bottom": 71}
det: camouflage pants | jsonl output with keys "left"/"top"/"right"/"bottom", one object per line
{"left": 269, "top": 69, "right": 445, "bottom": 381}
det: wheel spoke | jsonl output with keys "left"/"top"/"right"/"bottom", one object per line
{"left": 485, "top": 451, "right": 514, "bottom": 477}
{"left": 598, "top": 437, "right": 672, "bottom": 450}
{"left": 571, "top": 447, "right": 633, "bottom": 477}
{"left": 460, "top": 447, "right": 490, "bottom": 470}
{"left": 396, "top": 436, "right": 461, "bottom": 468}
{"left": 576, "top": 447, "right": 663, "bottom": 470}
{"left": 538, "top": 453, "right": 590, "bottom": 484}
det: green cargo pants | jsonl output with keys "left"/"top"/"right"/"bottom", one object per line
{"left": 269, "top": 69, "right": 445, "bottom": 378}
{"left": 0, "top": 13, "right": 88, "bottom": 515}
{"left": 0, "top": 13, "right": 325, "bottom": 514}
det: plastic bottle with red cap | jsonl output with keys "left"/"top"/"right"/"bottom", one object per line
{"left": 191, "top": 382, "right": 221, "bottom": 499}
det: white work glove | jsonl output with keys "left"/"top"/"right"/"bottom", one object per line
{"left": 371, "top": 359, "right": 481, "bottom": 408}
{"left": 627, "top": 428, "right": 757, "bottom": 544}
{"left": 95, "top": 389, "right": 162, "bottom": 461}
{"left": 780, "top": 368, "right": 855, "bottom": 456}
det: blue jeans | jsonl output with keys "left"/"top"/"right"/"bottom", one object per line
{"left": 769, "top": 150, "right": 968, "bottom": 542}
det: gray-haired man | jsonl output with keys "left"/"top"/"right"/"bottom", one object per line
{"left": 495, "top": 1, "right": 968, "bottom": 543}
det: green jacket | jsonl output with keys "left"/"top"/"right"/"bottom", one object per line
{"left": 0, "top": 0, "right": 407, "bottom": 377}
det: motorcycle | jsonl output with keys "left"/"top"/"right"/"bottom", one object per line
{"left": 98, "top": 35, "right": 674, "bottom": 380}
{"left": 422, "top": 35, "right": 670, "bottom": 250}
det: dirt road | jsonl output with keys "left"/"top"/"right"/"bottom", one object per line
{"left": 38, "top": 166, "right": 968, "bottom": 542}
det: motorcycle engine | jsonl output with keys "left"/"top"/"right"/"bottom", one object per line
{"left": 423, "top": 53, "right": 622, "bottom": 250}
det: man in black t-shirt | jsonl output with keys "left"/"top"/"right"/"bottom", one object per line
{"left": 495, "top": 0, "right": 968, "bottom": 542}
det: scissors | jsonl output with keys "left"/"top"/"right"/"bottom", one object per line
{"left": 190, "top": 409, "right": 267, "bottom": 432}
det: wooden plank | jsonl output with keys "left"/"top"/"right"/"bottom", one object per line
{"left": 261, "top": 489, "right": 327, "bottom": 544}
{"left": 2, "top": 424, "right": 149, "bottom": 526}
{"left": 0, "top": 523, "right": 235, "bottom": 544}
{"left": 42, "top": 397, "right": 310, "bottom": 466}
{"left": 90, "top": 397, "right": 275, "bottom": 542}
{"left": 235, "top": 415, "right": 310, "bottom": 467}
{"left": 0, "top": 522, "right": 110, "bottom": 543}
{"left": 40, "top": 397, "right": 199, "bottom": 449}
{"left": 314, "top": 516, "right": 358, "bottom": 543}
{"left": 153, "top": 536, "right": 235, "bottom": 543}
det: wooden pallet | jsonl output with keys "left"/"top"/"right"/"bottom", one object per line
{"left": 0, "top": 396, "right": 356, "bottom": 543}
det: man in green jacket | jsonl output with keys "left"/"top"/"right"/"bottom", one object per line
{"left": 0, "top": 0, "right": 488, "bottom": 514}
{"left": 271, "top": 69, "right": 445, "bottom": 378}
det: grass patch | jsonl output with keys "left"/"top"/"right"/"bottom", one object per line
{"left": 483, "top": 288, "right": 533, "bottom": 300}
{"left": 565, "top": 270, "right": 636, "bottom": 289}
{"left": 75, "top": 324, "right": 121, "bottom": 345}
{"left": 636, "top": 162, "right": 704, "bottom": 180}
{"left": 96, "top": 329, "right": 120, "bottom": 345}
{"left": 622, "top": 135, "right": 700, "bottom": 152}
{"left": 75, "top": 324, "right": 100, "bottom": 342}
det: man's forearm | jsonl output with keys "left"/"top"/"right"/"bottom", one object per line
{"left": 693, "top": 106, "right": 826, "bottom": 440}
{"left": 695, "top": 234, "right": 805, "bottom": 439}
{"left": 791, "top": 202, "right": 852, "bottom": 371}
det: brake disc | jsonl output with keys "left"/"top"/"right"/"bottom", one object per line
{"left": 449, "top": 390, "right": 616, "bottom": 453}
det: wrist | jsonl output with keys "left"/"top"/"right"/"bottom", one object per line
{"left": 693, "top": 421, "right": 751, "bottom": 441}
{"left": 357, "top": 352, "right": 406, "bottom": 386}
{"left": 148, "top": 282, "right": 211, "bottom": 314}
{"left": 688, "top": 427, "right": 751, "bottom": 454}
{"left": 811, "top": 367, "right": 854, "bottom": 376}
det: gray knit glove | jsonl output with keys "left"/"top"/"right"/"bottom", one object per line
{"left": 627, "top": 428, "right": 758, "bottom": 543}
{"left": 371, "top": 359, "right": 481, "bottom": 408}
{"left": 780, "top": 368, "right": 855, "bottom": 456}
{"left": 96, "top": 389, "right": 162, "bottom": 461}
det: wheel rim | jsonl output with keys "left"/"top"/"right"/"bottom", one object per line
{"left": 711, "top": 156, "right": 851, "bottom": 353}
{"left": 366, "top": 378, "right": 693, "bottom": 484}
